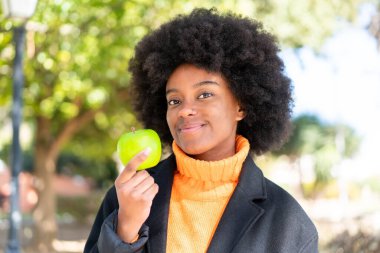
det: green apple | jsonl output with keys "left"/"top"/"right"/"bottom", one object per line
{"left": 117, "top": 128, "right": 162, "bottom": 170}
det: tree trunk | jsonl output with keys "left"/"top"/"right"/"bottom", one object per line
{"left": 33, "top": 149, "right": 57, "bottom": 252}
{"left": 31, "top": 111, "right": 98, "bottom": 251}
{"left": 32, "top": 117, "right": 57, "bottom": 253}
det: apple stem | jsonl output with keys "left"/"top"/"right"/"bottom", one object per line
{"left": 131, "top": 127, "right": 135, "bottom": 133}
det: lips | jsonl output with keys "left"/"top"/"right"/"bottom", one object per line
{"left": 178, "top": 123, "right": 205, "bottom": 133}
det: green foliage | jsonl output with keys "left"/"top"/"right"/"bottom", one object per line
{"left": 56, "top": 151, "right": 117, "bottom": 188}
{"left": 0, "top": 0, "right": 368, "bottom": 182}
{"left": 57, "top": 192, "right": 106, "bottom": 224}
{"left": 276, "top": 114, "right": 361, "bottom": 189}
{"left": 0, "top": 144, "right": 34, "bottom": 172}
{"left": 254, "top": 0, "right": 368, "bottom": 49}
{"left": 279, "top": 114, "right": 361, "bottom": 157}
{"left": 359, "top": 176, "right": 380, "bottom": 194}
{"left": 325, "top": 229, "right": 380, "bottom": 253}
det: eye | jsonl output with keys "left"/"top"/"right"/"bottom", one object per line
{"left": 167, "top": 99, "right": 180, "bottom": 105}
{"left": 198, "top": 92, "right": 213, "bottom": 99}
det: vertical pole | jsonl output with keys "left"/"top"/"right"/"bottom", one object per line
{"left": 6, "top": 25, "right": 26, "bottom": 253}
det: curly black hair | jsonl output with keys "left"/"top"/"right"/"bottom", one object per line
{"left": 128, "top": 8, "right": 293, "bottom": 155}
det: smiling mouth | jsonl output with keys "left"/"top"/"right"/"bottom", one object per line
{"left": 179, "top": 124, "right": 204, "bottom": 133}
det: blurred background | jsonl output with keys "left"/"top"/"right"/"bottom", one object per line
{"left": 1, "top": 0, "right": 380, "bottom": 252}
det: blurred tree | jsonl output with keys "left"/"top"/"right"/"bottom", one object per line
{"left": 369, "top": 2, "right": 380, "bottom": 49}
{"left": 273, "top": 114, "right": 361, "bottom": 198}
{"left": 239, "top": 0, "right": 368, "bottom": 49}
{"left": 0, "top": 0, "right": 370, "bottom": 251}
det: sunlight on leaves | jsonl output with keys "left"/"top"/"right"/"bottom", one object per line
{"left": 86, "top": 87, "right": 108, "bottom": 108}
{"left": 60, "top": 102, "right": 79, "bottom": 118}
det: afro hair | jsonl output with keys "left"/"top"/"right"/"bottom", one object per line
{"left": 128, "top": 8, "right": 293, "bottom": 155}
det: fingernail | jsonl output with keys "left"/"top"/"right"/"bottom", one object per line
{"left": 142, "top": 147, "right": 152, "bottom": 156}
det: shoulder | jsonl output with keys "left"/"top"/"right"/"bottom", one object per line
{"left": 245, "top": 168, "right": 319, "bottom": 252}
{"left": 242, "top": 156, "right": 317, "bottom": 239}
{"left": 265, "top": 179, "right": 313, "bottom": 222}
{"left": 259, "top": 177, "right": 318, "bottom": 251}
{"left": 243, "top": 157, "right": 316, "bottom": 231}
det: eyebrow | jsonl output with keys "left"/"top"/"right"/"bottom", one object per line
{"left": 166, "top": 80, "right": 220, "bottom": 95}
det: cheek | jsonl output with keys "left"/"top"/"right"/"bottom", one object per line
{"left": 224, "top": 100, "right": 241, "bottom": 120}
{"left": 166, "top": 111, "right": 175, "bottom": 134}
{"left": 215, "top": 103, "right": 240, "bottom": 127}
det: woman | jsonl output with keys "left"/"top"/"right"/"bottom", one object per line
{"left": 84, "top": 8, "right": 318, "bottom": 253}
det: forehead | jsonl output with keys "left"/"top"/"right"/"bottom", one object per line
{"left": 166, "top": 64, "right": 227, "bottom": 90}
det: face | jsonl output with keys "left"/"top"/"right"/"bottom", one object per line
{"left": 166, "top": 64, "right": 245, "bottom": 161}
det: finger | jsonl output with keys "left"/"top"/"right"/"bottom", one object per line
{"left": 127, "top": 170, "right": 151, "bottom": 188}
{"left": 116, "top": 148, "right": 151, "bottom": 185}
{"left": 130, "top": 174, "right": 155, "bottom": 194}
{"left": 142, "top": 183, "right": 159, "bottom": 198}
{"left": 116, "top": 171, "right": 150, "bottom": 194}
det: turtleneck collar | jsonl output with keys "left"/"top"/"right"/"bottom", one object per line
{"left": 172, "top": 135, "right": 250, "bottom": 183}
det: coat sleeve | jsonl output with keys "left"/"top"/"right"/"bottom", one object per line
{"left": 84, "top": 186, "right": 149, "bottom": 253}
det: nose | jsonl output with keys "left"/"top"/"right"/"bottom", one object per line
{"left": 178, "top": 101, "right": 197, "bottom": 118}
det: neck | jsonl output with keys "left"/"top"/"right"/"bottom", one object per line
{"left": 172, "top": 135, "right": 250, "bottom": 184}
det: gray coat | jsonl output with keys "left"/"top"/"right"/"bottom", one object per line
{"left": 84, "top": 154, "right": 318, "bottom": 253}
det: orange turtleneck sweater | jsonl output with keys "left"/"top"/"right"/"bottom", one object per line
{"left": 166, "top": 135, "right": 250, "bottom": 253}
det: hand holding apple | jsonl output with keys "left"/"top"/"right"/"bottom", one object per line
{"left": 117, "top": 128, "right": 162, "bottom": 170}
{"left": 115, "top": 147, "right": 159, "bottom": 243}
{"left": 115, "top": 128, "right": 161, "bottom": 242}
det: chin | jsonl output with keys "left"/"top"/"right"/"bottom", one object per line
{"left": 181, "top": 146, "right": 203, "bottom": 156}
{"left": 177, "top": 140, "right": 205, "bottom": 155}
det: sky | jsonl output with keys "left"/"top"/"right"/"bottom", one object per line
{"left": 281, "top": 3, "right": 380, "bottom": 177}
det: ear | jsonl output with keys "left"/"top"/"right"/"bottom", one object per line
{"left": 236, "top": 106, "right": 246, "bottom": 121}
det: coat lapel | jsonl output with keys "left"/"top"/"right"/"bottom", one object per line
{"left": 145, "top": 154, "right": 176, "bottom": 253}
{"left": 144, "top": 155, "right": 267, "bottom": 253}
{"left": 207, "top": 156, "right": 267, "bottom": 253}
